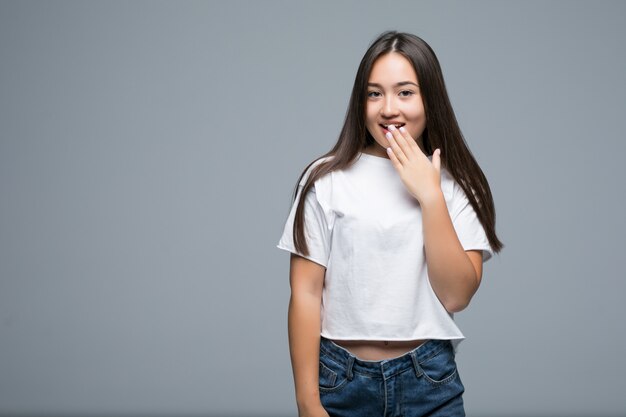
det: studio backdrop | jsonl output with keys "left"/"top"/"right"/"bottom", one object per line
{"left": 1, "top": 1, "right": 625, "bottom": 416}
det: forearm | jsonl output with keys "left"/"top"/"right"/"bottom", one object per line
{"left": 420, "top": 189, "right": 478, "bottom": 312}
{"left": 288, "top": 292, "right": 323, "bottom": 411}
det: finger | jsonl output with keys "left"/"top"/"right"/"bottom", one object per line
{"left": 398, "top": 126, "right": 420, "bottom": 156}
{"left": 386, "top": 146, "right": 403, "bottom": 170}
{"left": 388, "top": 125, "right": 412, "bottom": 159}
{"left": 385, "top": 131, "right": 408, "bottom": 164}
{"left": 432, "top": 148, "right": 441, "bottom": 173}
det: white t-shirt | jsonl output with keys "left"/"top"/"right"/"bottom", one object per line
{"left": 277, "top": 152, "right": 494, "bottom": 347}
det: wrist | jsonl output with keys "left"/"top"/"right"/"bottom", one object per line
{"left": 417, "top": 186, "right": 444, "bottom": 207}
{"left": 297, "top": 393, "right": 322, "bottom": 411}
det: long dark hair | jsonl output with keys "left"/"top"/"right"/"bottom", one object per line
{"left": 291, "top": 31, "right": 503, "bottom": 257}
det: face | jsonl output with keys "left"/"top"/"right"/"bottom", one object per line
{"left": 364, "top": 52, "right": 426, "bottom": 156}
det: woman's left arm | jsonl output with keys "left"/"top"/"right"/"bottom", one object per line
{"left": 420, "top": 190, "right": 483, "bottom": 313}
{"left": 385, "top": 125, "right": 483, "bottom": 313}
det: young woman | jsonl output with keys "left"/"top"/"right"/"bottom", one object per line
{"left": 277, "top": 31, "right": 503, "bottom": 417}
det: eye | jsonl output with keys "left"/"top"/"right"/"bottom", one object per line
{"left": 399, "top": 90, "right": 415, "bottom": 97}
{"left": 367, "top": 91, "right": 381, "bottom": 98}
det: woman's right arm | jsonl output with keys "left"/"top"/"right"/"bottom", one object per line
{"left": 288, "top": 253, "right": 330, "bottom": 417}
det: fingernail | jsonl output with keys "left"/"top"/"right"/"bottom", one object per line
{"left": 385, "top": 132, "right": 392, "bottom": 140}
{"left": 399, "top": 126, "right": 406, "bottom": 132}
{"left": 387, "top": 147, "right": 392, "bottom": 154}
{"left": 387, "top": 125, "right": 396, "bottom": 131}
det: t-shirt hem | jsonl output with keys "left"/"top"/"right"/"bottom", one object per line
{"left": 320, "top": 331, "right": 465, "bottom": 342}
{"left": 462, "top": 244, "right": 494, "bottom": 262}
{"left": 276, "top": 243, "right": 328, "bottom": 268}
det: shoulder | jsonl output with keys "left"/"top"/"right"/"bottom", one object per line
{"left": 298, "top": 155, "right": 335, "bottom": 186}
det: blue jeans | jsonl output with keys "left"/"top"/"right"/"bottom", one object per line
{"left": 318, "top": 337, "right": 465, "bottom": 417}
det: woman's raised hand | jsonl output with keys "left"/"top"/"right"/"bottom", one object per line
{"left": 385, "top": 124, "right": 442, "bottom": 205}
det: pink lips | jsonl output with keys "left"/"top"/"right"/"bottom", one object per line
{"left": 380, "top": 124, "right": 405, "bottom": 135}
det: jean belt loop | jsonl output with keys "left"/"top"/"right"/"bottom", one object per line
{"left": 410, "top": 351, "right": 423, "bottom": 378}
{"left": 346, "top": 355, "right": 355, "bottom": 381}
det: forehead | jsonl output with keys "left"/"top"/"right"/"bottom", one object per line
{"left": 368, "top": 52, "right": 417, "bottom": 83}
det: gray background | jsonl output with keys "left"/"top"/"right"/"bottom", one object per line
{"left": 1, "top": 1, "right": 625, "bottom": 416}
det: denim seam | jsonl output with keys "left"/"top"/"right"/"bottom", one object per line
{"left": 321, "top": 340, "right": 452, "bottom": 379}
{"left": 418, "top": 347, "right": 454, "bottom": 364}
{"left": 346, "top": 356, "right": 355, "bottom": 381}
{"left": 410, "top": 351, "right": 423, "bottom": 378}
{"left": 416, "top": 346, "right": 459, "bottom": 386}
{"left": 420, "top": 367, "right": 458, "bottom": 386}
{"left": 417, "top": 344, "right": 447, "bottom": 365}
{"left": 321, "top": 351, "right": 441, "bottom": 379}
{"left": 319, "top": 360, "right": 338, "bottom": 388}
{"left": 382, "top": 367, "right": 388, "bottom": 417}
{"left": 381, "top": 367, "right": 416, "bottom": 380}
{"left": 318, "top": 357, "right": 350, "bottom": 393}
{"left": 320, "top": 348, "right": 385, "bottom": 378}
{"left": 319, "top": 352, "right": 352, "bottom": 393}
{"left": 320, "top": 352, "right": 349, "bottom": 371}
{"left": 319, "top": 346, "right": 349, "bottom": 368}
{"left": 318, "top": 378, "right": 350, "bottom": 393}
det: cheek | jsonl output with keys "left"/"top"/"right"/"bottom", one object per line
{"left": 408, "top": 102, "right": 425, "bottom": 120}
{"left": 365, "top": 106, "right": 377, "bottom": 124}
{"left": 366, "top": 118, "right": 380, "bottom": 134}
{"left": 409, "top": 109, "right": 426, "bottom": 128}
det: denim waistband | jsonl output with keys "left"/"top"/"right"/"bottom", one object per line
{"left": 319, "top": 336, "right": 453, "bottom": 379}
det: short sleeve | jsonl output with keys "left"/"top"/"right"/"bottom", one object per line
{"left": 449, "top": 181, "right": 494, "bottom": 263}
{"left": 276, "top": 182, "right": 333, "bottom": 268}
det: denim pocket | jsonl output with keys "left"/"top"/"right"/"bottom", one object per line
{"left": 418, "top": 344, "right": 458, "bottom": 386}
{"left": 318, "top": 353, "right": 350, "bottom": 393}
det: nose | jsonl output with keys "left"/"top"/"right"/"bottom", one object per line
{"left": 381, "top": 95, "right": 399, "bottom": 117}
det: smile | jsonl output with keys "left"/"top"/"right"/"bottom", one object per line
{"left": 380, "top": 123, "right": 405, "bottom": 134}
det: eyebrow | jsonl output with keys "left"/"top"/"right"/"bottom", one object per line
{"left": 367, "top": 81, "right": 419, "bottom": 88}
